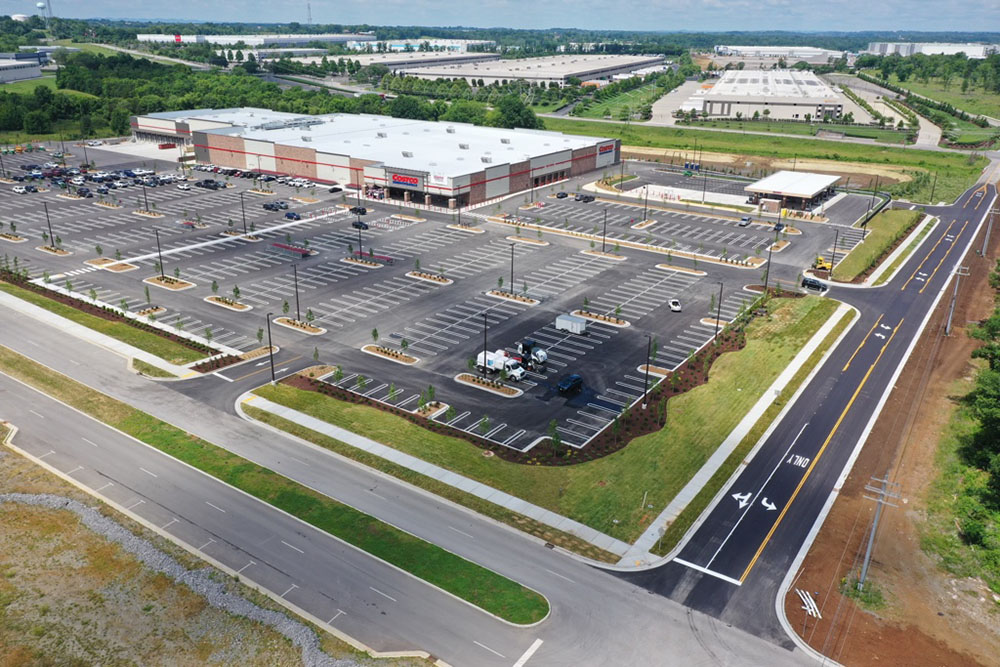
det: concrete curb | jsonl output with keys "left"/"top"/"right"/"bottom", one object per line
{"left": 774, "top": 189, "right": 996, "bottom": 664}
{"left": 237, "top": 392, "right": 631, "bottom": 557}
{"left": 611, "top": 301, "right": 860, "bottom": 570}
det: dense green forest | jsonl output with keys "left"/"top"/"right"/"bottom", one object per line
{"left": 0, "top": 52, "right": 542, "bottom": 139}
{"left": 855, "top": 52, "right": 1000, "bottom": 93}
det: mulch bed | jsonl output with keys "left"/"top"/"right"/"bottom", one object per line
{"left": 192, "top": 355, "right": 243, "bottom": 373}
{"left": 279, "top": 290, "right": 803, "bottom": 466}
{"left": 0, "top": 268, "right": 212, "bottom": 358}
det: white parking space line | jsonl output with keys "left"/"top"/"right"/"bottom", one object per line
{"left": 512, "top": 639, "right": 544, "bottom": 667}
{"left": 473, "top": 640, "right": 506, "bottom": 659}
{"left": 369, "top": 586, "right": 397, "bottom": 602}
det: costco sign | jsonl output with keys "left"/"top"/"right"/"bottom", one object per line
{"left": 599, "top": 143, "right": 615, "bottom": 155}
{"left": 391, "top": 173, "right": 420, "bottom": 187}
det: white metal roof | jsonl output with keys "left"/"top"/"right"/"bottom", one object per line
{"left": 705, "top": 69, "right": 840, "bottom": 102}
{"left": 228, "top": 113, "right": 608, "bottom": 178}
{"left": 745, "top": 171, "right": 840, "bottom": 198}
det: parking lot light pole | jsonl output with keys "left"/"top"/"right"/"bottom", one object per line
{"left": 763, "top": 227, "right": 778, "bottom": 291}
{"left": 153, "top": 228, "right": 165, "bottom": 279}
{"left": 43, "top": 203, "right": 54, "bottom": 249}
{"left": 602, "top": 209, "right": 608, "bottom": 252}
{"left": 0, "top": 150, "right": 6, "bottom": 177}
{"left": 239, "top": 191, "right": 248, "bottom": 235}
{"left": 509, "top": 243, "right": 515, "bottom": 295}
{"left": 482, "top": 312, "right": 488, "bottom": 378}
{"left": 643, "top": 185, "right": 649, "bottom": 221}
{"left": 265, "top": 313, "right": 276, "bottom": 384}
{"left": 140, "top": 181, "right": 150, "bottom": 212}
{"left": 292, "top": 264, "right": 301, "bottom": 322}
{"left": 830, "top": 228, "right": 841, "bottom": 270}
{"left": 642, "top": 334, "right": 651, "bottom": 409}
{"left": 715, "top": 281, "right": 724, "bottom": 340}
{"left": 81, "top": 144, "right": 89, "bottom": 169}
{"left": 356, "top": 226, "right": 363, "bottom": 259}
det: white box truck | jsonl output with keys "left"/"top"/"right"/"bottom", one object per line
{"left": 475, "top": 349, "right": 526, "bottom": 381}
{"left": 555, "top": 313, "right": 587, "bottom": 334}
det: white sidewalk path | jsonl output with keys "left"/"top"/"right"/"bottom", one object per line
{"left": 241, "top": 393, "right": 633, "bottom": 557}
{"left": 619, "top": 300, "right": 856, "bottom": 566}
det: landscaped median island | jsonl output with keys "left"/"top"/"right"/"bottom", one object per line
{"left": 0, "top": 271, "right": 208, "bottom": 366}
{"left": 0, "top": 345, "right": 549, "bottom": 625}
{"left": 252, "top": 295, "right": 840, "bottom": 546}
{"left": 830, "top": 209, "right": 924, "bottom": 283}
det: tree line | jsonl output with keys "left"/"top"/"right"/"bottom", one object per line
{"left": 855, "top": 52, "right": 1000, "bottom": 95}
{"left": 0, "top": 52, "right": 543, "bottom": 138}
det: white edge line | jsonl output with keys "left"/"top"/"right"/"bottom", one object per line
{"left": 774, "top": 189, "right": 997, "bottom": 666}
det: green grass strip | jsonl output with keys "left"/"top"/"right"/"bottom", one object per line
{"left": 542, "top": 117, "right": 985, "bottom": 204}
{"left": 0, "top": 345, "right": 548, "bottom": 624}
{"left": 832, "top": 209, "right": 922, "bottom": 282}
{"left": 872, "top": 218, "right": 937, "bottom": 287}
{"left": 255, "top": 297, "right": 838, "bottom": 543}
{"left": 0, "top": 282, "right": 204, "bottom": 366}
{"left": 651, "top": 306, "right": 856, "bottom": 556}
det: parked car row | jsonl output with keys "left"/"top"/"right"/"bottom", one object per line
{"left": 262, "top": 200, "right": 289, "bottom": 211}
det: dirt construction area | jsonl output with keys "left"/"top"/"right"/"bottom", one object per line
{"left": 784, "top": 207, "right": 1000, "bottom": 666}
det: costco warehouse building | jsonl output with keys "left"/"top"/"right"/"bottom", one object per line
{"left": 130, "top": 108, "right": 620, "bottom": 207}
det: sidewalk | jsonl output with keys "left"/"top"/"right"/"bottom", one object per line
{"left": 240, "top": 394, "right": 633, "bottom": 557}
{"left": 0, "top": 289, "right": 200, "bottom": 377}
{"left": 618, "top": 301, "right": 856, "bottom": 566}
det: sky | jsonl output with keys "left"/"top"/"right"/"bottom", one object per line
{"left": 11, "top": 0, "right": 1000, "bottom": 32}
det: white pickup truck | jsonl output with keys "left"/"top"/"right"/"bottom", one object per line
{"left": 475, "top": 349, "right": 526, "bottom": 381}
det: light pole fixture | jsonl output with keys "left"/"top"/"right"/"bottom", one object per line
{"left": 763, "top": 227, "right": 779, "bottom": 291}
{"left": 602, "top": 209, "right": 608, "bottom": 253}
{"left": 642, "top": 333, "right": 652, "bottom": 409}
{"left": 292, "top": 264, "right": 301, "bottom": 322}
{"left": 43, "top": 202, "right": 54, "bottom": 250}
{"left": 153, "top": 228, "right": 165, "bottom": 278}
{"left": 140, "top": 181, "right": 150, "bottom": 213}
{"left": 509, "top": 243, "right": 515, "bottom": 295}
{"left": 715, "top": 281, "right": 724, "bottom": 339}
{"left": 266, "top": 313, "right": 276, "bottom": 384}
{"left": 239, "top": 190, "right": 248, "bottom": 235}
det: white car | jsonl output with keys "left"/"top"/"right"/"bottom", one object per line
{"left": 177, "top": 183, "right": 191, "bottom": 191}
{"left": 71, "top": 177, "right": 85, "bottom": 185}
{"left": 12, "top": 185, "right": 27, "bottom": 194}
{"left": 668, "top": 299, "right": 682, "bottom": 312}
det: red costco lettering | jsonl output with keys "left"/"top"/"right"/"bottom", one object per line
{"left": 175, "top": 34, "right": 182, "bottom": 43}
{"left": 599, "top": 144, "right": 615, "bottom": 154}
{"left": 392, "top": 174, "right": 419, "bottom": 186}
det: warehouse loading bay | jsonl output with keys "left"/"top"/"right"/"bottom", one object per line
{"left": 4, "top": 146, "right": 873, "bottom": 451}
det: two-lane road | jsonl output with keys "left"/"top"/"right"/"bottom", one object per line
{"left": 623, "top": 183, "right": 997, "bottom": 642}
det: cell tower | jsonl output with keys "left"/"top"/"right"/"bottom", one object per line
{"left": 307, "top": 1, "right": 312, "bottom": 24}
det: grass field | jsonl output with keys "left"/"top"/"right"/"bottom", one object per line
{"left": 0, "top": 345, "right": 548, "bottom": 624}
{"left": 651, "top": 306, "right": 856, "bottom": 555}
{"left": 255, "top": 296, "right": 838, "bottom": 544}
{"left": 677, "top": 119, "right": 910, "bottom": 144}
{"left": 0, "top": 118, "right": 114, "bottom": 147}
{"left": 0, "top": 76, "right": 96, "bottom": 99}
{"left": 50, "top": 40, "right": 125, "bottom": 58}
{"left": 576, "top": 84, "right": 665, "bottom": 120}
{"left": 882, "top": 73, "right": 1000, "bottom": 121}
{"left": 0, "top": 282, "right": 205, "bottom": 366}
{"left": 832, "top": 209, "right": 923, "bottom": 282}
{"left": 541, "top": 116, "right": 986, "bottom": 204}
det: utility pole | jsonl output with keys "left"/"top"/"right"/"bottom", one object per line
{"left": 602, "top": 209, "right": 608, "bottom": 252}
{"left": 239, "top": 190, "right": 248, "bottom": 235}
{"left": 858, "top": 476, "right": 900, "bottom": 591}
{"left": 292, "top": 264, "right": 301, "bottom": 322}
{"left": 981, "top": 203, "right": 996, "bottom": 257}
{"left": 153, "top": 228, "right": 165, "bottom": 278}
{"left": 715, "top": 281, "right": 724, "bottom": 339}
{"left": 945, "top": 266, "right": 970, "bottom": 336}
{"left": 43, "top": 203, "right": 54, "bottom": 249}
{"left": 265, "top": 313, "right": 276, "bottom": 384}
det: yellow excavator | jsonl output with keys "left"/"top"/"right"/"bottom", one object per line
{"left": 813, "top": 256, "right": 832, "bottom": 271}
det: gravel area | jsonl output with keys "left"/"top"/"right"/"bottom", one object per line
{"left": 0, "top": 492, "right": 357, "bottom": 667}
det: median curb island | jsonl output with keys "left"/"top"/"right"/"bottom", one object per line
{"left": 237, "top": 393, "right": 631, "bottom": 558}
{"left": 0, "top": 413, "right": 443, "bottom": 665}
{"left": 607, "top": 300, "right": 860, "bottom": 570}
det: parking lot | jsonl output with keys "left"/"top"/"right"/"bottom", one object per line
{"left": 2, "top": 144, "right": 839, "bottom": 451}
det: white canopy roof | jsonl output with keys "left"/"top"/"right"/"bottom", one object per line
{"left": 745, "top": 170, "right": 840, "bottom": 199}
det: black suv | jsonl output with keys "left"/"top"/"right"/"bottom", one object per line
{"left": 557, "top": 374, "right": 583, "bottom": 395}
{"left": 352, "top": 220, "right": 369, "bottom": 230}
{"left": 349, "top": 206, "right": 367, "bottom": 215}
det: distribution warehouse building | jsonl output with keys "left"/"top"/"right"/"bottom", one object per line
{"left": 680, "top": 69, "right": 843, "bottom": 119}
{"left": 397, "top": 54, "right": 665, "bottom": 87}
{"left": 130, "top": 108, "right": 619, "bottom": 207}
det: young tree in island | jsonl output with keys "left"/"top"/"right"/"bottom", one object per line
{"left": 256, "top": 327, "right": 264, "bottom": 346}
{"left": 211, "top": 280, "right": 219, "bottom": 295}
{"left": 371, "top": 328, "right": 379, "bottom": 346}
{"left": 282, "top": 300, "right": 290, "bottom": 316}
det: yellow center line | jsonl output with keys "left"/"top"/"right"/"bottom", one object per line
{"left": 230, "top": 355, "right": 303, "bottom": 382}
{"left": 918, "top": 219, "right": 968, "bottom": 294}
{"left": 900, "top": 219, "right": 956, "bottom": 291}
{"left": 842, "top": 313, "right": 884, "bottom": 372}
{"left": 739, "top": 318, "right": 904, "bottom": 583}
